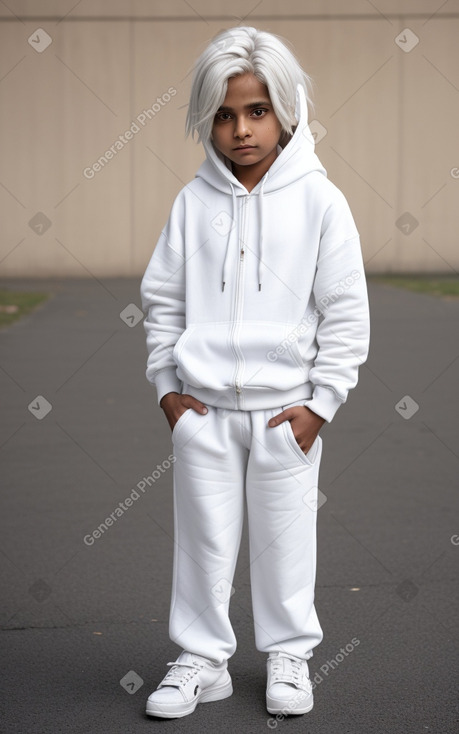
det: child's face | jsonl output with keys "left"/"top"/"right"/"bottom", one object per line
{"left": 211, "top": 73, "right": 282, "bottom": 178}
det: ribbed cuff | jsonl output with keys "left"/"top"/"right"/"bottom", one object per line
{"left": 307, "top": 385, "right": 343, "bottom": 423}
{"left": 154, "top": 368, "right": 182, "bottom": 405}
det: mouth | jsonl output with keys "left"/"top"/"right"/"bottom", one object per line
{"left": 233, "top": 145, "right": 256, "bottom": 150}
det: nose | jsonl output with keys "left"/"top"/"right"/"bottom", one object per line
{"left": 234, "top": 115, "right": 251, "bottom": 140}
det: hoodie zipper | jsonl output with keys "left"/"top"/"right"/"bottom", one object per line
{"left": 232, "top": 194, "right": 249, "bottom": 407}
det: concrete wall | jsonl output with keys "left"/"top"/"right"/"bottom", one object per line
{"left": 0, "top": 0, "right": 458, "bottom": 277}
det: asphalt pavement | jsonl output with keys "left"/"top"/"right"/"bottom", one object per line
{"left": 0, "top": 277, "right": 458, "bottom": 734}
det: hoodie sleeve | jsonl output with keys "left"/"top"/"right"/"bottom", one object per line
{"left": 306, "top": 190, "right": 370, "bottom": 422}
{"left": 140, "top": 194, "right": 186, "bottom": 404}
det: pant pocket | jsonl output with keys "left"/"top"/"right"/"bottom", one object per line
{"left": 171, "top": 408, "right": 193, "bottom": 446}
{"left": 281, "top": 405, "right": 321, "bottom": 466}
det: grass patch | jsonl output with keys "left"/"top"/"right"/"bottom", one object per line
{"left": 0, "top": 290, "right": 50, "bottom": 329}
{"left": 370, "top": 275, "right": 459, "bottom": 298}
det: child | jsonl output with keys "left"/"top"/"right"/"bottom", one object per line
{"left": 140, "top": 26, "right": 370, "bottom": 719}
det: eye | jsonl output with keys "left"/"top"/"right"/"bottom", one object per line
{"left": 251, "top": 108, "right": 267, "bottom": 117}
{"left": 215, "top": 111, "right": 232, "bottom": 122}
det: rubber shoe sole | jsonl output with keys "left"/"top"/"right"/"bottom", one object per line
{"left": 146, "top": 674, "right": 233, "bottom": 719}
{"left": 266, "top": 691, "right": 313, "bottom": 716}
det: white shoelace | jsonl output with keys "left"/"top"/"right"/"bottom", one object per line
{"left": 162, "top": 660, "right": 203, "bottom": 687}
{"left": 270, "top": 655, "right": 306, "bottom": 686}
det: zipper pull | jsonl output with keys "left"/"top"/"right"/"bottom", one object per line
{"left": 240, "top": 248, "right": 245, "bottom": 260}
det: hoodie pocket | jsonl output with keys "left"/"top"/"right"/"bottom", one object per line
{"left": 172, "top": 322, "right": 310, "bottom": 393}
{"left": 173, "top": 324, "right": 233, "bottom": 390}
{"left": 172, "top": 326, "right": 197, "bottom": 371}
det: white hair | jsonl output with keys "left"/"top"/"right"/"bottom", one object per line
{"left": 185, "top": 26, "right": 313, "bottom": 143}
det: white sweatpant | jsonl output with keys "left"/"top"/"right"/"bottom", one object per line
{"left": 169, "top": 403, "right": 323, "bottom": 665}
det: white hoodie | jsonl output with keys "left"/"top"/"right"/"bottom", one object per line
{"left": 141, "top": 85, "right": 370, "bottom": 422}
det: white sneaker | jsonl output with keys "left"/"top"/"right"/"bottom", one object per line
{"left": 145, "top": 651, "right": 233, "bottom": 719}
{"left": 266, "top": 652, "right": 313, "bottom": 715}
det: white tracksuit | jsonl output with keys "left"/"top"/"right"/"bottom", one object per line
{"left": 140, "top": 84, "right": 370, "bottom": 665}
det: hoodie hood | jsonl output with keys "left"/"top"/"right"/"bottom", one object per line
{"left": 195, "top": 84, "right": 327, "bottom": 290}
{"left": 197, "top": 83, "right": 327, "bottom": 195}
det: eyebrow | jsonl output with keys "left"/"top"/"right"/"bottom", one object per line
{"left": 217, "top": 100, "right": 272, "bottom": 112}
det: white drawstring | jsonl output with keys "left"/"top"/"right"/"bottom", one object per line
{"left": 257, "top": 172, "right": 269, "bottom": 291}
{"left": 221, "top": 183, "right": 236, "bottom": 292}
{"left": 221, "top": 173, "right": 268, "bottom": 292}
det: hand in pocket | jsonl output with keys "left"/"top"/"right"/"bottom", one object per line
{"left": 268, "top": 405, "right": 325, "bottom": 454}
{"left": 160, "top": 392, "right": 208, "bottom": 431}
